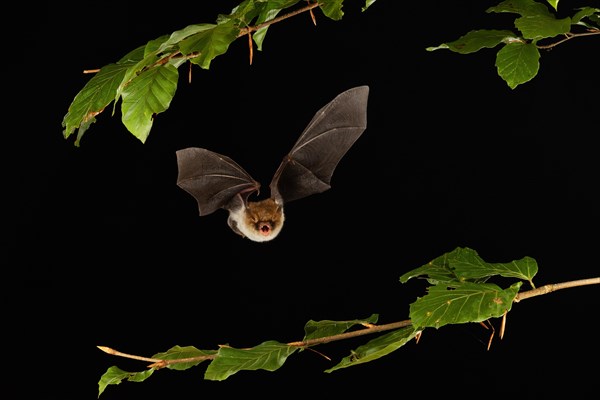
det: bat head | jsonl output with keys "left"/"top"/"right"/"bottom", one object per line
{"left": 226, "top": 198, "right": 285, "bottom": 242}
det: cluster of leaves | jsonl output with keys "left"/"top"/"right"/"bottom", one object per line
{"left": 62, "top": 0, "right": 599, "bottom": 148}
{"left": 61, "top": 0, "right": 375, "bottom": 147}
{"left": 427, "top": 0, "right": 600, "bottom": 88}
{"left": 98, "top": 246, "right": 538, "bottom": 397}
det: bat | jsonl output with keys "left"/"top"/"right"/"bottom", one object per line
{"left": 175, "top": 85, "right": 369, "bottom": 242}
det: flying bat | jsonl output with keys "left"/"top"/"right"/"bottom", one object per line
{"left": 175, "top": 85, "right": 369, "bottom": 242}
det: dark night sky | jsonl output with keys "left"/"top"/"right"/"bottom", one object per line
{"left": 6, "top": 1, "right": 599, "bottom": 398}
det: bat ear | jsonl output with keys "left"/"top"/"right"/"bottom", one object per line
{"left": 223, "top": 186, "right": 260, "bottom": 212}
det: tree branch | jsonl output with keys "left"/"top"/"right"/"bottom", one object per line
{"left": 98, "top": 276, "right": 600, "bottom": 368}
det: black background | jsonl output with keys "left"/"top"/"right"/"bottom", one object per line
{"left": 8, "top": 1, "right": 599, "bottom": 398}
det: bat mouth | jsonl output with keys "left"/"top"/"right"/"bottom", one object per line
{"left": 258, "top": 222, "right": 273, "bottom": 236}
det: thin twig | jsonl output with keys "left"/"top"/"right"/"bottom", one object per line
{"left": 238, "top": 2, "right": 320, "bottom": 37}
{"left": 538, "top": 28, "right": 600, "bottom": 49}
{"left": 97, "top": 346, "right": 163, "bottom": 363}
{"left": 514, "top": 277, "right": 600, "bottom": 302}
{"left": 288, "top": 320, "right": 413, "bottom": 347}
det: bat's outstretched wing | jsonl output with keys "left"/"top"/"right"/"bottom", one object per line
{"left": 176, "top": 147, "right": 260, "bottom": 216}
{"left": 270, "top": 85, "right": 369, "bottom": 204}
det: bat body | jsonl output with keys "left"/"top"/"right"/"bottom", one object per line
{"left": 176, "top": 85, "right": 369, "bottom": 242}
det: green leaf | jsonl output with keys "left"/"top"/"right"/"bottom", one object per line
{"left": 486, "top": 0, "right": 553, "bottom": 18}
{"left": 409, "top": 281, "right": 522, "bottom": 330}
{"left": 303, "top": 314, "right": 379, "bottom": 341}
{"left": 120, "top": 64, "right": 179, "bottom": 143}
{"left": 61, "top": 63, "right": 129, "bottom": 146}
{"left": 252, "top": 9, "right": 278, "bottom": 51}
{"left": 399, "top": 247, "right": 478, "bottom": 284}
{"left": 226, "top": 0, "right": 261, "bottom": 25}
{"left": 252, "top": 0, "right": 300, "bottom": 51}
{"left": 156, "top": 24, "right": 216, "bottom": 55}
{"left": 325, "top": 326, "right": 418, "bottom": 372}
{"left": 572, "top": 7, "right": 600, "bottom": 26}
{"left": 152, "top": 345, "right": 217, "bottom": 371}
{"left": 546, "top": 0, "right": 559, "bottom": 12}
{"left": 454, "top": 255, "right": 538, "bottom": 286}
{"left": 98, "top": 366, "right": 155, "bottom": 398}
{"left": 515, "top": 14, "right": 571, "bottom": 39}
{"left": 363, "top": 0, "right": 377, "bottom": 12}
{"left": 116, "top": 44, "right": 147, "bottom": 65}
{"left": 114, "top": 52, "right": 162, "bottom": 108}
{"left": 320, "top": 0, "right": 345, "bottom": 20}
{"left": 495, "top": 42, "right": 540, "bottom": 89}
{"left": 179, "top": 21, "right": 240, "bottom": 69}
{"left": 426, "top": 29, "right": 519, "bottom": 54}
{"left": 400, "top": 247, "right": 538, "bottom": 286}
{"left": 204, "top": 340, "right": 298, "bottom": 381}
